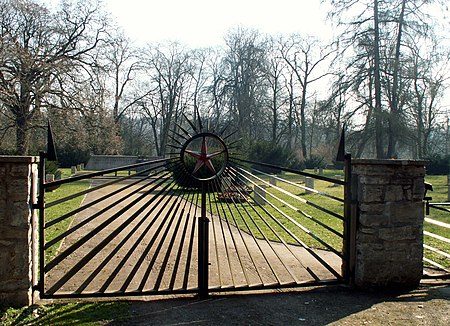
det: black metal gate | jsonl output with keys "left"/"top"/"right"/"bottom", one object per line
{"left": 36, "top": 133, "right": 353, "bottom": 299}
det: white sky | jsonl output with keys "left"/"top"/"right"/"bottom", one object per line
{"left": 105, "top": 0, "right": 334, "bottom": 47}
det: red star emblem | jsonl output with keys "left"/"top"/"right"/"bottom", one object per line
{"left": 184, "top": 136, "right": 224, "bottom": 174}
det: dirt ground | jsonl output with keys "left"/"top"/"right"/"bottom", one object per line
{"left": 105, "top": 281, "right": 450, "bottom": 325}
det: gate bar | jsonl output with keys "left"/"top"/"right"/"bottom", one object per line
{"left": 229, "top": 165, "right": 342, "bottom": 279}
{"left": 198, "top": 182, "right": 209, "bottom": 298}
{"left": 38, "top": 152, "right": 46, "bottom": 295}
{"left": 343, "top": 153, "right": 356, "bottom": 284}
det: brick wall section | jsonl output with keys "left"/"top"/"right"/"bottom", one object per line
{"left": 352, "top": 159, "right": 426, "bottom": 289}
{"left": 0, "top": 156, "right": 38, "bottom": 306}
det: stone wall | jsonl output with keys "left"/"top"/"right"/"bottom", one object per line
{"left": 0, "top": 156, "right": 38, "bottom": 306}
{"left": 85, "top": 155, "right": 138, "bottom": 170}
{"left": 352, "top": 159, "right": 426, "bottom": 289}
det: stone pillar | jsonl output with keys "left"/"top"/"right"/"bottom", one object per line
{"left": 0, "top": 156, "right": 38, "bottom": 306}
{"left": 351, "top": 159, "right": 426, "bottom": 290}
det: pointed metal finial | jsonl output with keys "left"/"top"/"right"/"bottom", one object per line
{"left": 46, "top": 120, "right": 58, "bottom": 161}
{"left": 335, "top": 125, "right": 345, "bottom": 162}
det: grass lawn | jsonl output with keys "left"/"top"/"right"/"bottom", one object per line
{"left": 44, "top": 177, "right": 91, "bottom": 263}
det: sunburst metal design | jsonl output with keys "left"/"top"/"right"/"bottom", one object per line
{"left": 181, "top": 132, "right": 228, "bottom": 181}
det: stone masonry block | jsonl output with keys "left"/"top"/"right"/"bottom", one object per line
{"left": 385, "top": 202, "right": 423, "bottom": 225}
{"left": 358, "top": 176, "right": 391, "bottom": 185}
{"left": 9, "top": 164, "right": 30, "bottom": 177}
{"left": 359, "top": 185, "right": 385, "bottom": 203}
{"left": 357, "top": 242, "right": 384, "bottom": 252}
{"left": 0, "top": 249, "right": 14, "bottom": 279}
{"left": 378, "top": 226, "right": 419, "bottom": 241}
{"left": 359, "top": 213, "right": 389, "bottom": 227}
{"left": 359, "top": 203, "right": 386, "bottom": 215}
{"left": 356, "top": 231, "right": 379, "bottom": 243}
{"left": 403, "top": 186, "right": 412, "bottom": 201}
{"left": 413, "top": 178, "right": 425, "bottom": 200}
{"left": 384, "top": 185, "right": 405, "bottom": 202}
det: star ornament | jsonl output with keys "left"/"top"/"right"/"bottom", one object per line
{"left": 181, "top": 133, "right": 228, "bottom": 181}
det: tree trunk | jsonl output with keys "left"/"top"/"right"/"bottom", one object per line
{"left": 15, "top": 113, "right": 30, "bottom": 155}
{"left": 286, "top": 74, "right": 294, "bottom": 151}
{"left": 373, "top": 0, "right": 385, "bottom": 158}
{"left": 387, "top": 0, "right": 406, "bottom": 158}
{"left": 357, "top": 74, "right": 375, "bottom": 157}
{"left": 300, "top": 76, "right": 308, "bottom": 159}
{"left": 271, "top": 79, "right": 278, "bottom": 145}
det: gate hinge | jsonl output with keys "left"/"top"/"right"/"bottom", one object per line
{"left": 32, "top": 202, "right": 41, "bottom": 210}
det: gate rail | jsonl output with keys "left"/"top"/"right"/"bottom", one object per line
{"left": 35, "top": 152, "right": 354, "bottom": 299}
{"left": 423, "top": 202, "right": 450, "bottom": 276}
{"left": 230, "top": 155, "right": 354, "bottom": 283}
{"left": 36, "top": 154, "right": 182, "bottom": 298}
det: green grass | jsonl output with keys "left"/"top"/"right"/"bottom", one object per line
{"left": 44, "top": 169, "right": 91, "bottom": 263}
{"left": 0, "top": 301, "right": 129, "bottom": 325}
{"left": 208, "top": 169, "right": 345, "bottom": 252}
{"left": 424, "top": 175, "right": 450, "bottom": 270}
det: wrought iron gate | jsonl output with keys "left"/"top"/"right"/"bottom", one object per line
{"left": 36, "top": 130, "right": 353, "bottom": 299}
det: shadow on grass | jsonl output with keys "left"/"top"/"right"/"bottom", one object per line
{"left": 1, "top": 301, "right": 129, "bottom": 326}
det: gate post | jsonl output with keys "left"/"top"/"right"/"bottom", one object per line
{"left": 351, "top": 159, "right": 426, "bottom": 289}
{"left": 198, "top": 182, "right": 209, "bottom": 298}
{"left": 0, "top": 156, "right": 39, "bottom": 306}
{"left": 342, "top": 154, "right": 356, "bottom": 284}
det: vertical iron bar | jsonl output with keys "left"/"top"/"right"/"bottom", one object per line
{"left": 343, "top": 153, "right": 355, "bottom": 284}
{"left": 38, "top": 152, "right": 46, "bottom": 296}
{"left": 198, "top": 182, "right": 209, "bottom": 298}
{"left": 211, "top": 179, "right": 237, "bottom": 287}
{"left": 207, "top": 184, "right": 223, "bottom": 287}
{"left": 182, "top": 191, "right": 198, "bottom": 289}
{"left": 169, "top": 190, "right": 195, "bottom": 290}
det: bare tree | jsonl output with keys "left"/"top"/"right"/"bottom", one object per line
{"left": 99, "top": 31, "right": 151, "bottom": 123}
{"left": 326, "top": 0, "right": 444, "bottom": 158}
{"left": 266, "top": 37, "right": 288, "bottom": 145}
{"left": 141, "top": 42, "right": 192, "bottom": 156}
{"left": 0, "top": 0, "right": 108, "bottom": 154}
{"left": 222, "top": 28, "right": 269, "bottom": 141}
{"left": 280, "top": 35, "right": 336, "bottom": 159}
{"left": 406, "top": 39, "right": 450, "bottom": 158}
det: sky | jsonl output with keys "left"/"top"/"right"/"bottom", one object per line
{"left": 104, "top": 0, "right": 334, "bottom": 47}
